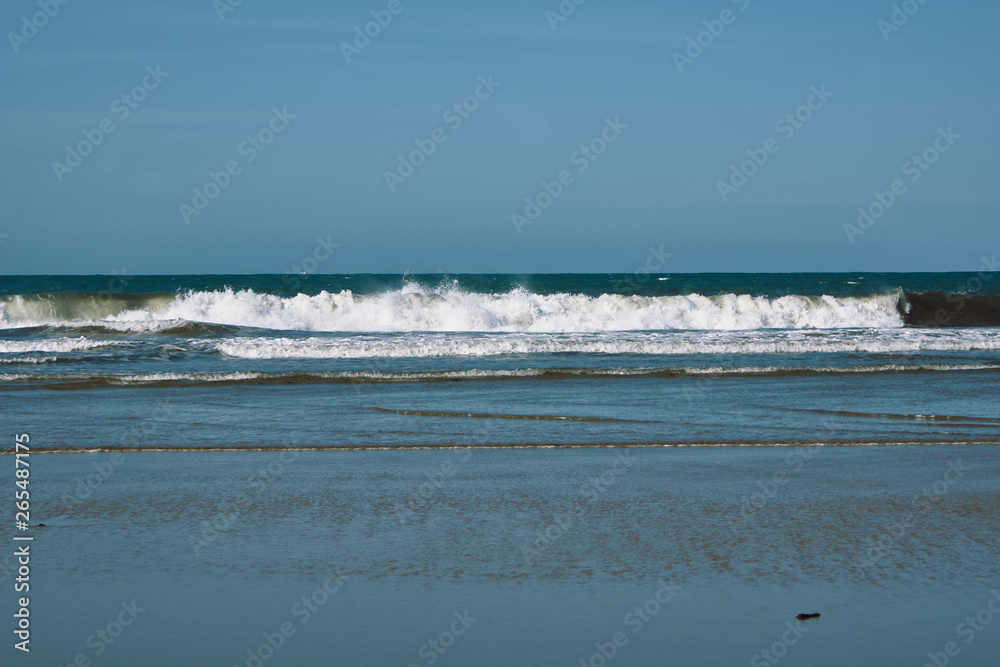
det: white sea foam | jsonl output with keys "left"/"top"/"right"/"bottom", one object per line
{"left": 0, "top": 338, "right": 119, "bottom": 353}
{"left": 0, "top": 355, "right": 57, "bottom": 364}
{"left": 112, "top": 372, "right": 266, "bottom": 384}
{"left": 213, "top": 328, "right": 1000, "bottom": 359}
{"left": 1, "top": 285, "right": 907, "bottom": 332}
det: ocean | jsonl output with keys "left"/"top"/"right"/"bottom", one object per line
{"left": 3, "top": 272, "right": 1000, "bottom": 449}
{"left": 2, "top": 272, "right": 999, "bottom": 665}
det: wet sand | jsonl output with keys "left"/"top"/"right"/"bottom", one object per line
{"left": 4, "top": 444, "right": 999, "bottom": 665}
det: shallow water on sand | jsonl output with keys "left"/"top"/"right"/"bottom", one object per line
{"left": 4, "top": 445, "right": 998, "bottom": 666}
{"left": 7, "top": 366, "right": 1000, "bottom": 451}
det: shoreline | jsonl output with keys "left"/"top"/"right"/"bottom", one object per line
{"left": 7, "top": 438, "right": 1000, "bottom": 454}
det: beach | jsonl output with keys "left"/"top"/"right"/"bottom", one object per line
{"left": 2, "top": 446, "right": 998, "bottom": 665}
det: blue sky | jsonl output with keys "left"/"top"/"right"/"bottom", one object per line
{"left": 1, "top": 0, "right": 997, "bottom": 274}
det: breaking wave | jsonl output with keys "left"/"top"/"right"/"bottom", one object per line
{"left": 3, "top": 286, "right": 998, "bottom": 333}
{"left": 1, "top": 286, "right": 909, "bottom": 332}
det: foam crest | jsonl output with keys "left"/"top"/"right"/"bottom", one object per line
{"left": 1, "top": 286, "right": 907, "bottom": 332}
{"left": 0, "top": 338, "right": 120, "bottom": 353}
{"left": 214, "top": 329, "right": 1000, "bottom": 359}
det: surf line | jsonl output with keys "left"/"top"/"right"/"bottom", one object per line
{"left": 8, "top": 439, "right": 1000, "bottom": 454}
{"left": 370, "top": 407, "right": 660, "bottom": 423}
{"left": 783, "top": 407, "right": 1000, "bottom": 424}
